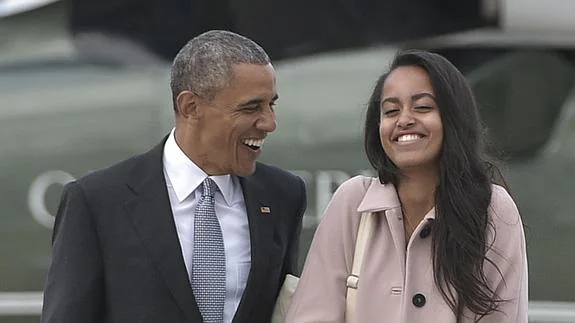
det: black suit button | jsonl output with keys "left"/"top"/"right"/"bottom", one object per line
{"left": 412, "top": 293, "right": 426, "bottom": 307}
{"left": 419, "top": 225, "right": 431, "bottom": 239}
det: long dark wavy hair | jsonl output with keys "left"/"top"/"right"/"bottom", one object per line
{"left": 364, "top": 50, "right": 505, "bottom": 320}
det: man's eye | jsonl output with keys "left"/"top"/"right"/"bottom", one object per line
{"left": 242, "top": 106, "right": 259, "bottom": 112}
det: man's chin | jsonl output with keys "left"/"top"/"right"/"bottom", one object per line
{"left": 233, "top": 163, "right": 257, "bottom": 177}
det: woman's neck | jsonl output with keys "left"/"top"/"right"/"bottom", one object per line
{"left": 397, "top": 167, "right": 439, "bottom": 238}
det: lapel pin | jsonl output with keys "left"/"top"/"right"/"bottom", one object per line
{"left": 260, "top": 206, "right": 271, "bottom": 214}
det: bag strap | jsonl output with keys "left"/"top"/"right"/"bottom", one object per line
{"left": 345, "top": 211, "right": 376, "bottom": 323}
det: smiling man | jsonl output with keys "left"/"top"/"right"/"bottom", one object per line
{"left": 41, "top": 30, "right": 307, "bottom": 323}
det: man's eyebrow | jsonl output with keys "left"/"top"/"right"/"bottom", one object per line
{"left": 238, "top": 94, "right": 279, "bottom": 107}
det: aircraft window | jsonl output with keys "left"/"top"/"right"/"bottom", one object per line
{"left": 432, "top": 49, "right": 575, "bottom": 159}
{"left": 469, "top": 50, "right": 575, "bottom": 159}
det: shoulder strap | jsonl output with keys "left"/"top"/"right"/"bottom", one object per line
{"left": 345, "top": 211, "right": 376, "bottom": 323}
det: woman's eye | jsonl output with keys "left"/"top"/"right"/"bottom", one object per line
{"left": 383, "top": 109, "right": 400, "bottom": 116}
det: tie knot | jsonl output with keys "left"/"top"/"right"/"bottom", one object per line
{"left": 201, "top": 178, "right": 218, "bottom": 199}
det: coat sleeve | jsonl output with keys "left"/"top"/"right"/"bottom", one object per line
{"left": 40, "top": 181, "right": 104, "bottom": 323}
{"left": 477, "top": 185, "right": 528, "bottom": 323}
{"left": 285, "top": 176, "right": 369, "bottom": 323}
{"left": 282, "top": 176, "right": 307, "bottom": 277}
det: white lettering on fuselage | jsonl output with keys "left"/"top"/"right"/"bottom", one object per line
{"left": 27, "top": 170, "right": 75, "bottom": 229}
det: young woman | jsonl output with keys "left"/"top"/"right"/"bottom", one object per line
{"left": 286, "top": 50, "right": 528, "bottom": 322}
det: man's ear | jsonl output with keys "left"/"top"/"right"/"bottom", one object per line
{"left": 176, "top": 90, "right": 202, "bottom": 121}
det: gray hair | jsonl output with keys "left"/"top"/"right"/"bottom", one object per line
{"left": 170, "top": 30, "right": 270, "bottom": 111}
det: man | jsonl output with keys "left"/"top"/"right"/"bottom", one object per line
{"left": 41, "top": 30, "right": 307, "bottom": 323}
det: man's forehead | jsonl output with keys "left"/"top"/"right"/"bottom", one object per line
{"left": 230, "top": 62, "right": 275, "bottom": 77}
{"left": 225, "top": 64, "right": 276, "bottom": 92}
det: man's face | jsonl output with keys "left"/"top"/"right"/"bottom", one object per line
{"left": 179, "top": 63, "right": 278, "bottom": 177}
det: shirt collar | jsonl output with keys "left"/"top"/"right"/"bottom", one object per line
{"left": 163, "top": 128, "right": 236, "bottom": 205}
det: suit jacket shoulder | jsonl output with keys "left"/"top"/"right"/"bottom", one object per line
{"left": 76, "top": 145, "right": 159, "bottom": 191}
{"left": 65, "top": 141, "right": 166, "bottom": 221}
{"left": 252, "top": 162, "right": 306, "bottom": 201}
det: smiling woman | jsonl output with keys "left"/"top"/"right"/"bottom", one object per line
{"left": 378, "top": 65, "right": 444, "bottom": 174}
{"left": 286, "top": 50, "right": 528, "bottom": 323}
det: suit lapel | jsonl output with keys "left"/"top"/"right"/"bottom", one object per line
{"left": 123, "top": 140, "right": 203, "bottom": 323}
{"left": 233, "top": 174, "right": 278, "bottom": 322}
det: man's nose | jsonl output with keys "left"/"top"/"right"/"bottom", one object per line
{"left": 257, "top": 106, "right": 277, "bottom": 133}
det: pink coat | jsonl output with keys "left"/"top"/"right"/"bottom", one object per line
{"left": 286, "top": 176, "right": 528, "bottom": 323}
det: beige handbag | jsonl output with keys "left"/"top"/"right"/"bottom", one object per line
{"left": 271, "top": 212, "right": 376, "bottom": 323}
{"left": 271, "top": 273, "right": 299, "bottom": 322}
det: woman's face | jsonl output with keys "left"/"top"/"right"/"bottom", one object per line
{"left": 379, "top": 65, "right": 444, "bottom": 172}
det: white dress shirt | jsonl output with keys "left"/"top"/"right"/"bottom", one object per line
{"left": 162, "top": 129, "right": 251, "bottom": 323}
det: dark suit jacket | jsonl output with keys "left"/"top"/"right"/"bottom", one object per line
{"left": 40, "top": 138, "right": 307, "bottom": 323}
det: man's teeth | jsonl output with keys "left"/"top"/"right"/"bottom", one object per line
{"left": 397, "top": 134, "right": 422, "bottom": 142}
{"left": 242, "top": 138, "right": 265, "bottom": 148}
